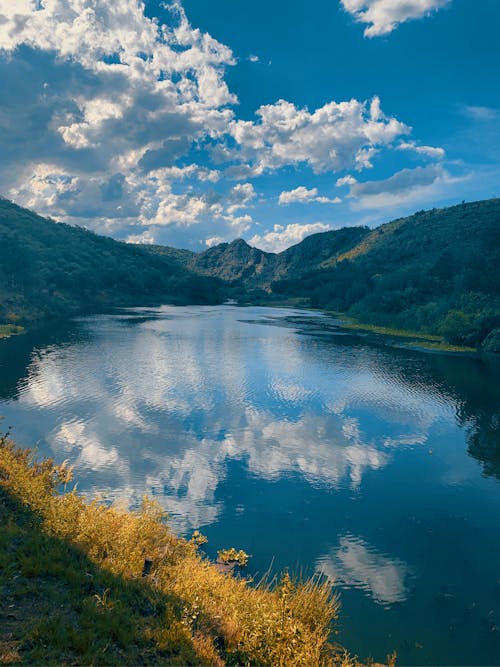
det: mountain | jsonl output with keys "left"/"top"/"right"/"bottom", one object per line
{"left": 0, "top": 198, "right": 224, "bottom": 326}
{"left": 158, "top": 198, "right": 500, "bottom": 349}
{"left": 148, "top": 227, "right": 370, "bottom": 291}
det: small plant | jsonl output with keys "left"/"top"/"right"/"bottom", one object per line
{"left": 217, "top": 547, "right": 250, "bottom": 567}
{"left": 190, "top": 529, "right": 208, "bottom": 547}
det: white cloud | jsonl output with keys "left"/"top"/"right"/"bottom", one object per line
{"left": 278, "top": 186, "right": 341, "bottom": 205}
{"left": 220, "top": 96, "right": 409, "bottom": 176}
{"left": 346, "top": 163, "right": 465, "bottom": 209}
{"left": 398, "top": 141, "right": 445, "bottom": 159}
{"left": 340, "top": 0, "right": 451, "bottom": 37}
{"left": 148, "top": 165, "right": 221, "bottom": 183}
{"left": 249, "top": 222, "right": 331, "bottom": 253}
{"left": 227, "top": 182, "right": 256, "bottom": 213}
{"left": 205, "top": 236, "right": 224, "bottom": 247}
{"left": 463, "top": 106, "right": 499, "bottom": 121}
{"left": 336, "top": 174, "right": 358, "bottom": 187}
{"left": 0, "top": 0, "right": 237, "bottom": 237}
{"left": 125, "top": 230, "right": 156, "bottom": 245}
{"left": 0, "top": 0, "right": 437, "bottom": 249}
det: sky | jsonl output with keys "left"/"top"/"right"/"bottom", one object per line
{"left": 0, "top": 0, "right": 499, "bottom": 253}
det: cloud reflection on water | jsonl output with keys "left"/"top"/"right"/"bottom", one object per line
{"left": 316, "top": 534, "right": 410, "bottom": 606}
{"left": 12, "top": 307, "right": 456, "bottom": 531}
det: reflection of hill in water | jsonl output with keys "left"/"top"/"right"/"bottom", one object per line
{"left": 0, "top": 320, "right": 88, "bottom": 400}
{"left": 400, "top": 352, "right": 500, "bottom": 480}
{"left": 289, "top": 315, "right": 500, "bottom": 480}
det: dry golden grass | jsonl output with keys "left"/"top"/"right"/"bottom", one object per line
{"left": 0, "top": 434, "right": 369, "bottom": 666}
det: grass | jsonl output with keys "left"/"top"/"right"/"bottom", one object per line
{"left": 330, "top": 313, "right": 475, "bottom": 353}
{"left": 0, "top": 325, "right": 24, "bottom": 340}
{"left": 0, "top": 435, "right": 395, "bottom": 666}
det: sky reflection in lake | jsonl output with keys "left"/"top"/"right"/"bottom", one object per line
{"left": 1, "top": 306, "right": 499, "bottom": 665}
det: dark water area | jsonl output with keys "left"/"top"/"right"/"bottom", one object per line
{"left": 1, "top": 306, "right": 499, "bottom": 665}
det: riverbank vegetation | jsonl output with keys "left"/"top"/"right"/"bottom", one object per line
{"left": 332, "top": 314, "right": 476, "bottom": 353}
{"left": 0, "top": 435, "right": 390, "bottom": 667}
{"left": 0, "top": 325, "right": 24, "bottom": 340}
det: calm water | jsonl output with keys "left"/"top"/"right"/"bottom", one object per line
{"left": 1, "top": 306, "right": 499, "bottom": 665}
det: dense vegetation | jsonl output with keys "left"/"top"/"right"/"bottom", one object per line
{"left": 0, "top": 435, "right": 377, "bottom": 667}
{"left": 270, "top": 200, "right": 500, "bottom": 349}
{"left": 0, "top": 198, "right": 224, "bottom": 327}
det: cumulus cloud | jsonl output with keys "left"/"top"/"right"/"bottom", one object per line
{"left": 345, "top": 163, "right": 464, "bottom": 209}
{"left": 249, "top": 222, "right": 331, "bottom": 253}
{"left": 398, "top": 141, "right": 445, "bottom": 159}
{"left": 278, "top": 186, "right": 341, "bottom": 205}
{"left": 340, "top": 0, "right": 451, "bottom": 37}
{"left": 227, "top": 182, "right": 256, "bottom": 213}
{"left": 218, "top": 96, "right": 409, "bottom": 176}
{"left": 0, "top": 0, "right": 237, "bottom": 235}
{"left": 336, "top": 174, "right": 358, "bottom": 187}
{"left": 0, "top": 0, "right": 429, "bottom": 248}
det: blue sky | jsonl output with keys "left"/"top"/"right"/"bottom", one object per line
{"left": 0, "top": 0, "right": 499, "bottom": 252}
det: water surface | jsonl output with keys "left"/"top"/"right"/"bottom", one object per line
{"left": 1, "top": 306, "right": 499, "bottom": 665}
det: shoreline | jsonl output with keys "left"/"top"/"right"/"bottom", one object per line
{"left": 329, "top": 313, "right": 476, "bottom": 354}
{"left": 252, "top": 300, "right": 478, "bottom": 355}
{"left": 0, "top": 324, "right": 24, "bottom": 340}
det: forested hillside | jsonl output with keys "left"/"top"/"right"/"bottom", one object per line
{"left": 270, "top": 199, "right": 500, "bottom": 349}
{"left": 0, "top": 198, "right": 223, "bottom": 326}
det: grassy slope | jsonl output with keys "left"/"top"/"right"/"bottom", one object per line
{"left": 2, "top": 437, "right": 380, "bottom": 667}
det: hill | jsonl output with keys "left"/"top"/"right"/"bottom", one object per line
{"left": 0, "top": 198, "right": 224, "bottom": 327}
{"left": 147, "top": 227, "right": 370, "bottom": 292}
{"left": 270, "top": 199, "right": 500, "bottom": 348}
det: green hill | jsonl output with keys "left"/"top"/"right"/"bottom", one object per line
{"left": 270, "top": 199, "right": 500, "bottom": 348}
{"left": 154, "top": 197, "right": 499, "bottom": 349}
{"left": 0, "top": 198, "right": 224, "bottom": 327}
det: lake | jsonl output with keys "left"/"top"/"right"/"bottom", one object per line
{"left": 1, "top": 305, "right": 499, "bottom": 665}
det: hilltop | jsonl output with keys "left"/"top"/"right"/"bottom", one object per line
{"left": 270, "top": 199, "right": 500, "bottom": 349}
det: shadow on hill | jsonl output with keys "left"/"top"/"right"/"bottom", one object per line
{"left": 0, "top": 487, "right": 206, "bottom": 666}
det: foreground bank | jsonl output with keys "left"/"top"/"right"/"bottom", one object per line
{"left": 0, "top": 436, "right": 396, "bottom": 667}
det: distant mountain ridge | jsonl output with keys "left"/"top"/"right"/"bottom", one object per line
{"left": 146, "top": 226, "right": 370, "bottom": 289}
{"left": 1, "top": 195, "right": 499, "bottom": 350}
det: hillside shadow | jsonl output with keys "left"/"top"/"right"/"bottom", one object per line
{"left": 0, "top": 486, "right": 205, "bottom": 666}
